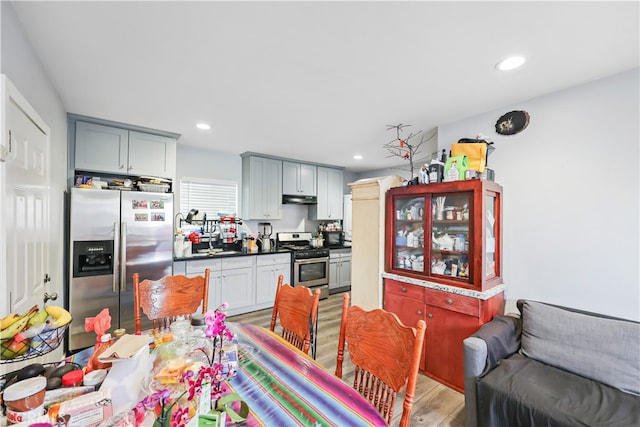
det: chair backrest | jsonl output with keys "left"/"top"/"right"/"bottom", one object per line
{"left": 269, "top": 275, "right": 321, "bottom": 355}
{"left": 133, "top": 268, "right": 210, "bottom": 334}
{"left": 335, "top": 292, "right": 426, "bottom": 427}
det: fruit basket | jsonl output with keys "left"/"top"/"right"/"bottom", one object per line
{"left": 0, "top": 322, "right": 70, "bottom": 364}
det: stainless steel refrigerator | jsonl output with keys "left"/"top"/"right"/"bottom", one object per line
{"left": 68, "top": 188, "right": 173, "bottom": 351}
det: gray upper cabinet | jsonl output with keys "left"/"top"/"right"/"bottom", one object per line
{"left": 282, "top": 161, "right": 316, "bottom": 196}
{"left": 127, "top": 131, "right": 175, "bottom": 178}
{"left": 75, "top": 121, "right": 128, "bottom": 174}
{"left": 242, "top": 155, "right": 282, "bottom": 220}
{"left": 309, "top": 167, "right": 343, "bottom": 220}
{"left": 75, "top": 121, "right": 176, "bottom": 179}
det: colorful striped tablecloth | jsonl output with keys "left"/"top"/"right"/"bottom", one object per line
{"left": 226, "top": 323, "right": 385, "bottom": 427}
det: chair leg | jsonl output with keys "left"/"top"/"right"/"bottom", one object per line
{"left": 335, "top": 292, "right": 350, "bottom": 378}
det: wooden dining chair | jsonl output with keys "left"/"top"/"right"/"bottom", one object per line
{"left": 335, "top": 292, "right": 426, "bottom": 427}
{"left": 132, "top": 268, "right": 210, "bottom": 334}
{"left": 269, "top": 274, "right": 321, "bottom": 356}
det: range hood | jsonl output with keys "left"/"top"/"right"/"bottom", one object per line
{"left": 282, "top": 194, "right": 317, "bottom": 205}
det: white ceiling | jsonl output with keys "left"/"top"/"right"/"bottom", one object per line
{"left": 11, "top": 1, "right": 639, "bottom": 172}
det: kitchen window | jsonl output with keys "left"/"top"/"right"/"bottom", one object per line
{"left": 179, "top": 177, "right": 238, "bottom": 218}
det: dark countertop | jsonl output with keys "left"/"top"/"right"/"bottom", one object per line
{"left": 174, "top": 248, "right": 292, "bottom": 262}
{"left": 329, "top": 245, "right": 352, "bottom": 252}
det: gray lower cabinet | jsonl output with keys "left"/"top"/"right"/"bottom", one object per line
{"left": 255, "top": 253, "right": 292, "bottom": 307}
{"left": 174, "top": 253, "right": 291, "bottom": 316}
{"left": 329, "top": 249, "right": 351, "bottom": 291}
{"left": 220, "top": 257, "right": 256, "bottom": 316}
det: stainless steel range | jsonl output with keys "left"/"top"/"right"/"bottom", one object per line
{"left": 277, "top": 232, "right": 330, "bottom": 299}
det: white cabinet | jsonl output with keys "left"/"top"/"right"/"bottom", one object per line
{"left": 242, "top": 155, "right": 282, "bottom": 220}
{"left": 329, "top": 249, "right": 351, "bottom": 291}
{"left": 348, "top": 175, "right": 403, "bottom": 310}
{"left": 282, "top": 162, "right": 316, "bottom": 196}
{"left": 309, "top": 167, "right": 343, "bottom": 220}
{"left": 75, "top": 121, "right": 176, "bottom": 179}
{"left": 220, "top": 257, "right": 256, "bottom": 316}
{"left": 255, "top": 253, "right": 292, "bottom": 308}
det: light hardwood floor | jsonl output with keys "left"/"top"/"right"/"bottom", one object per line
{"left": 228, "top": 291, "right": 465, "bottom": 427}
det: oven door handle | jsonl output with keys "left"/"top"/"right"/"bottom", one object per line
{"left": 295, "top": 257, "right": 329, "bottom": 265}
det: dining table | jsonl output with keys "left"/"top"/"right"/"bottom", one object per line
{"left": 223, "top": 322, "right": 386, "bottom": 426}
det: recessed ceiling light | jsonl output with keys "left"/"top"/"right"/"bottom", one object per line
{"left": 496, "top": 56, "right": 526, "bottom": 71}
{"left": 353, "top": 154, "right": 363, "bottom": 160}
{"left": 196, "top": 123, "right": 211, "bottom": 130}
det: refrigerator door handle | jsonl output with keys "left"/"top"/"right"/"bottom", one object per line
{"left": 113, "top": 221, "right": 120, "bottom": 293}
{"left": 120, "top": 222, "right": 128, "bottom": 292}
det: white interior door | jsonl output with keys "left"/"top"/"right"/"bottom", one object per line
{"left": 0, "top": 75, "right": 52, "bottom": 373}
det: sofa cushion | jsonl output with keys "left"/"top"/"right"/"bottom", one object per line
{"left": 477, "top": 353, "right": 640, "bottom": 427}
{"left": 519, "top": 300, "right": 640, "bottom": 395}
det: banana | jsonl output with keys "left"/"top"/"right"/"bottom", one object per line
{"left": 45, "top": 305, "right": 72, "bottom": 327}
{"left": 1, "top": 313, "right": 21, "bottom": 330}
{"left": 27, "top": 309, "right": 49, "bottom": 329}
{"left": 0, "top": 305, "right": 38, "bottom": 340}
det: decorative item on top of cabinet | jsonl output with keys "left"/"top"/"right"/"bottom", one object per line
{"left": 385, "top": 179, "right": 502, "bottom": 291}
{"left": 383, "top": 124, "right": 437, "bottom": 182}
{"left": 73, "top": 119, "right": 177, "bottom": 179}
{"left": 241, "top": 154, "right": 282, "bottom": 220}
{"left": 283, "top": 161, "right": 316, "bottom": 196}
{"left": 309, "top": 167, "right": 344, "bottom": 220}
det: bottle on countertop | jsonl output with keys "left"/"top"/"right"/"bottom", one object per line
{"left": 88, "top": 333, "right": 113, "bottom": 371}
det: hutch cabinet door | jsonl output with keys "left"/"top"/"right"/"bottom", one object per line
{"left": 423, "top": 304, "right": 479, "bottom": 392}
{"left": 385, "top": 180, "right": 502, "bottom": 291}
{"left": 383, "top": 280, "right": 427, "bottom": 370}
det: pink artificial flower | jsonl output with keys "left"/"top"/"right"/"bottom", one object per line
{"left": 171, "top": 406, "right": 190, "bottom": 427}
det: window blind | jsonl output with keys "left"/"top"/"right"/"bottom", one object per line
{"left": 179, "top": 177, "right": 238, "bottom": 218}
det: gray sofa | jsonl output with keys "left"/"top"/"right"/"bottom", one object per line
{"left": 463, "top": 299, "right": 640, "bottom": 427}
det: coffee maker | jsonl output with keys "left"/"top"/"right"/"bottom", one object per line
{"left": 258, "top": 222, "right": 273, "bottom": 252}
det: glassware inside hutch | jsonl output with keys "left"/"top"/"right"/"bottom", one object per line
{"left": 393, "top": 196, "right": 426, "bottom": 272}
{"left": 430, "top": 192, "right": 471, "bottom": 282}
{"left": 386, "top": 180, "right": 502, "bottom": 291}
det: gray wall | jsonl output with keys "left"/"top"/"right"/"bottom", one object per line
{"left": 1, "top": 2, "right": 68, "bottom": 308}
{"left": 437, "top": 69, "right": 639, "bottom": 321}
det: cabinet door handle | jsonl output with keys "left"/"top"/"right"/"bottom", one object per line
{"left": 428, "top": 313, "right": 433, "bottom": 318}
{"left": 120, "top": 164, "right": 126, "bottom": 169}
{"left": 401, "top": 287, "right": 407, "bottom": 293}
{"left": 446, "top": 299, "right": 453, "bottom": 305}
{"left": 417, "top": 310, "right": 423, "bottom": 315}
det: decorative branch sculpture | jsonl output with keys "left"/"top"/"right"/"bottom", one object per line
{"left": 383, "top": 124, "right": 436, "bottom": 179}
